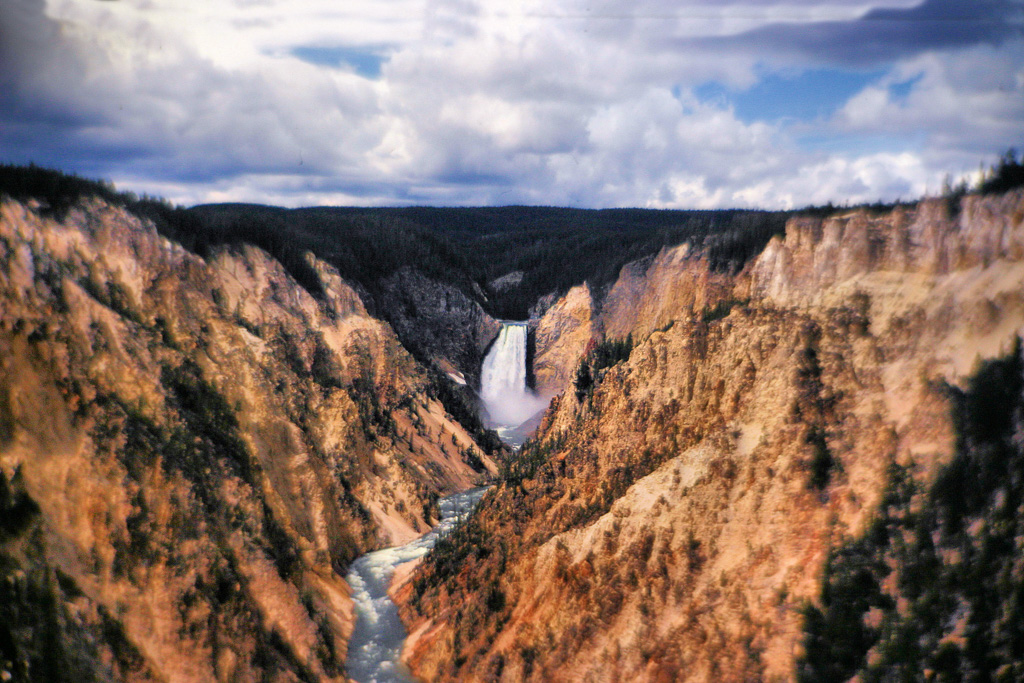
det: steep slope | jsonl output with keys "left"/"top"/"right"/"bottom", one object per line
{"left": 0, "top": 198, "right": 496, "bottom": 682}
{"left": 399, "top": 190, "right": 1024, "bottom": 681}
{"left": 373, "top": 266, "right": 500, "bottom": 386}
{"left": 532, "top": 284, "right": 595, "bottom": 396}
{"left": 800, "top": 345, "right": 1024, "bottom": 681}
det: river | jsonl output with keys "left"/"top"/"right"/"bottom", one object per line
{"left": 344, "top": 486, "right": 490, "bottom": 683}
{"left": 346, "top": 322, "right": 542, "bottom": 680}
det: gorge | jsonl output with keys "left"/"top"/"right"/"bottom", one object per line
{"left": 345, "top": 486, "right": 490, "bottom": 683}
{"left": 2, "top": 164, "right": 1024, "bottom": 682}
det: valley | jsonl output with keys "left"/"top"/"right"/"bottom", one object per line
{"left": 2, "top": 164, "right": 1024, "bottom": 682}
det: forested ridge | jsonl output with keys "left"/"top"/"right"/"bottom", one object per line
{"left": 4, "top": 153, "right": 1023, "bottom": 322}
{"left": 1, "top": 164, "right": 793, "bottom": 320}
{"left": 185, "top": 203, "right": 790, "bottom": 320}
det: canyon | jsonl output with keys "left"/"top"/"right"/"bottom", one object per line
{"left": 398, "top": 189, "right": 1024, "bottom": 681}
{"left": 2, "top": 176, "right": 1024, "bottom": 682}
{"left": 0, "top": 196, "right": 497, "bottom": 681}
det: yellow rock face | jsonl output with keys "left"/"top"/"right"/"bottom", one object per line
{"left": 0, "top": 198, "right": 495, "bottom": 682}
{"left": 533, "top": 283, "right": 595, "bottom": 396}
{"left": 400, "top": 190, "right": 1024, "bottom": 683}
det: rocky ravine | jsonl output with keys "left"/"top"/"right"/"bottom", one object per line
{"left": 374, "top": 266, "right": 500, "bottom": 387}
{"left": 0, "top": 198, "right": 496, "bottom": 682}
{"left": 399, "top": 190, "right": 1024, "bottom": 681}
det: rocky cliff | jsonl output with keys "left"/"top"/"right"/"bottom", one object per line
{"left": 531, "top": 284, "right": 595, "bottom": 397}
{"left": 399, "top": 190, "right": 1024, "bottom": 681}
{"left": 374, "top": 267, "right": 500, "bottom": 386}
{"left": 0, "top": 198, "right": 496, "bottom": 682}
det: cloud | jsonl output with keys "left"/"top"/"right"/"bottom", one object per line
{"left": 2, "top": 0, "right": 398, "bottom": 189}
{"left": 832, "top": 42, "right": 1024, "bottom": 168}
{"left": 1, "top": 0, "right": 1022, "bottom": 208}
{"left": 682, "top": 0, "right": 1023, "bottom": 68}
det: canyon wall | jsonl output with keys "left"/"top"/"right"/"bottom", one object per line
{"left": 0, "top": 198, "right": 495, "bottom": 682}
{"left": 532, "top": 283, "right": 595, "bottom": 396}
{"left": 400, "top": 190, "right": 1024, "bottom": 681}
{"left": 375, "top": 267, "right": 500, "bottom": 385}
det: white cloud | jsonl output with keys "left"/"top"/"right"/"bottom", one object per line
{"left": 832, "top": 41, "right": 1024, "bottom": 174}
{"left": 1, "top": 0, "right": 1020, "bottom": 208}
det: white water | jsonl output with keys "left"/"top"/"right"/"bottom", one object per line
{"left": 345, "top": 487, "right": 490, "bottom": 683}
{"left": 480, "top": 322, "right": 548, "bottom": 442}
{"left": 345, "top": 325, "right": 546, "bottom": 679}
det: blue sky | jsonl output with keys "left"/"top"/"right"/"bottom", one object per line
{"left": 0, "top": 0, "right": 1022, "bottom": 208}
{"left": 290, "top": 47, "right": 389, "bottom": 79}
{"left": 693, "top": 68, "right": 888, "bottom": 123}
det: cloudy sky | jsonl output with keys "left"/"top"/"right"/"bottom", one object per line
{"left": 1, "top": 0, "right": 1022, "bottom": 208}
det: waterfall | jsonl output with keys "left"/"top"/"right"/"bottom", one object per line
{"left": 480, "top": 322, "right": 547, "bottom": 430}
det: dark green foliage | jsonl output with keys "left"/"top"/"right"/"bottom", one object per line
{"left": 186, "top": 204, "right": 791, "bottom": 320}
{"left": 0, "top": 474, "right": 134, "bottom": 681}
{"left": 701, "top": 298, "right": 748, "bottom": 323}
{"left": 98, "top": 606, "right": 146, "bottom": 673}
{"left": 1, "top": 388, "right": 19, "bottom": 447}
{"left": 75, "top": 277, "right": 144, "bottom": 326}
{"left": 799, "top": 340, "right": 1024, "bottom": 682}
{"left": 575, "top": 335, "right": 633, "bottom": 403}
{"left": 484, "top": 582, "right": 506, "bottom": 613}
{"left": 160, "top": 360, "right": 253, "bottom": 486}
{"left": 0, "top": 165, "right": 793, "bottom": 368}
{"left": 116, "top": 401, "right": 164, "bottom": 482}
{"left": 217, "top": 213, "right": 326, "bottom": 300}
{"left": 417, "top": 503, "right": 497, "bottom": 587}
{"left": 108, "top": 364, "right": 306, "bottom": 585}
{"left": 0, "top": 468, "right": 39, "bottom": 541}
{"left": 0, "top": 165, "right": 323, "bottom": 300}
{"left": 98, "top": 380, "right": 303, "bottom": 580}
{"left": 498, "top": 432, "right": 567, "bottom": 487}
{"left": 423, "top": 366, "right": 505, "bottom": 456}
{"left": 0, "top": 564, "right": 104, "bottom": 682}
{"left": 0, "top": 163, "right": 122, "bottom": 219}
{"left": 978, "top": 148, "right": 1024, "bottom": 195}
{"left": 798, "top": 467, "right": 907, "bottom": 682}
{"left": 187, "top": 205, "right": 466, "bottom": 306}
{"left": 310, "top": 340, "right": 343, "bottom": 389}
{"left": 263, "top": 630, "right": 319, "bottom": 683}
{"left": 703, "top": 217, "right": 786, "bottom": 274}
{"left": 348, "top": 372, "right": 395, "bottom": 441}
{"left": 574, "top": 362, "right": 593, "bottom": 403}
{"left": 589, "top": 335, "right": 633, "bottom": 372}
{"left": 261, "top": 502, "right": 300, "bottom": 580}
{"left": 806, "top": 427, "right": 834, "bottom": 492}
{"left": 792, "top": 329, "right": 839, "bottom": 493}
{"left": 460, "top": 208, "right": 787, "bottom": 318}
{"left": 461, "top": 447, "right": 487, "bottom": 473}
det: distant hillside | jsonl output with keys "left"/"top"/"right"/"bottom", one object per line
{"left": 185, "top": 203, "right": 792, "bottom": 321}
{"left": 0, "top": 163, "right": 790, "bottom": 318}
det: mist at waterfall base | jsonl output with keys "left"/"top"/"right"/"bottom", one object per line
{"left": 345, "top": 487, "right": 490, "bottom": 683}
{"left": 480, "top": 323, "right": 549, "bottom": 447}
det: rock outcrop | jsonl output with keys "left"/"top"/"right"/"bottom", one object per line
{"left": 532, "top": 284, "right": 595, "bottom": 396}
{"left": 375, "top": 267, "right": 500, "bottom": 386}
{"left": 399, "top": 190, "right": 1024, "bottom": 682}
{"left": 0, "top": 198, "right": 495, "bottom": 682}
{"left": 529, "top": 243, "right": 738, "bottom": 397}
